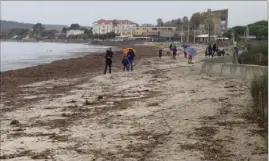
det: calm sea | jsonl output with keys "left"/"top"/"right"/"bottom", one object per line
{"left": 1, "top": 42, "right": 111, "bottom": 71}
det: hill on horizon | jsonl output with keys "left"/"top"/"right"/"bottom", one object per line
{"left": 0, "top": 20, "right": 68, "bottom": 32}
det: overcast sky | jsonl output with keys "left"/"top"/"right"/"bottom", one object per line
{"left": 1, "top": 1, "right": 268, "bottom": 27}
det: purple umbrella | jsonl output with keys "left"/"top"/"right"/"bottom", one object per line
{"left": 185, "top": 47, "right": 197, "bottom": 57}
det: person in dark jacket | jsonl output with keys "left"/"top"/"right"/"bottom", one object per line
{"left": 158, "top": 48, "right": 163, "bottom": 59}
{"left": 104, "top": 48, "right": 113, "bottom": 74}
{"left": 122, "top": 56, "right": 129, "bottom": 72}
{"left": 172, "top": 45, "right": 177, "bottom": 59}
{"left": 169, "top": 44, "right": 172, "bottom": 51}
{"left": 127, "top": 49, "right": 136, "bottom": 71}
{"left": 212, "top": 43, "right": 217, "bottom": 56}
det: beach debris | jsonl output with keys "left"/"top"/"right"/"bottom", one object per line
{"left": 218, "top": 97, "right": 229, "bottom": 101}
{"left": 10, "top": 119, "right": 20, "bottom": 126}
{"left": 97, "top": 95, "right": 103, "bottom": 100}
{"left": 147, "top": 102, "right": 159, "bottom": 107}
{"left": 224, "top": 85, "right": 236, "bottom": 88}
{"left": 189, "top": 90, "right": 196, "bottom": 93}
{"left": 68, "top": 100, "right": 76, "bottom": 103}
{"left": 61, "top": 113, "right": 68, "bottom": 117}
{"left": 84, "top": 99, "right": 91, "bottom": 105}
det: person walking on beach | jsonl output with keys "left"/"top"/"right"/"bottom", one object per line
{"left": 122, "top": 56, "right": 129, "bottom": 72}
{"left": 158, "top": 48, "right": 163, "bottom": 59}
{"left": 172, "top": 44, "right": 177, "bottom": 59}
{"left": 206, "top": 43, "right": 213, "bottom": 57}
{"left": 169, "top": 43, "right": 172, "bottom": 51}
{"left": 127, "top": 49, "right": 136, "bottom": 71}
{"left": 212, "top": 43, "right": 217, "bottom": 56}
{"left": 104, "top": 48, "right": 113, "bottom": 75}
{"left": 233, "top": 39, "right": 239, "bottom": 64}
{"left": 185, "top": 47, "right": 196, "bottom": 64}
{"left": 188, "top": 55, "right": 193, "bottom": 64}
{"left": 182, "top": 42, "right": 188, "bottom": 58}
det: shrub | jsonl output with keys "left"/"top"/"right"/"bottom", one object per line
{"left": 239, "top": 41, "right": 268, "bottom": 66}
{"left": 249, "top": 73, "right": 268, "bottom": 128}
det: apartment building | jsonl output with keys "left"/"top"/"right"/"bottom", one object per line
{"left": 210, "top": 9, "right": 228, "bottom": 35}
{"left": 92, "top": 19, "right": 137, "bottom": 37}
{"left": 132, "top": 26, "right": 177, "bottom": 37}
{"left": 198, "top": 9, "right": 228, "bottom": 36}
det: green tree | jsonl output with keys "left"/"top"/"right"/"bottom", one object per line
{"left": 164, "top": 18, "right": 182, "bottom": 29}
{"left": 223, "top": 20, "right": 268, "bottom": 39}
{"left": 8, "top": 28, "right": 29, "bottom": 39}
{"left": 222, "top": 29, "right": 232, "bottom": 38}
{"left": 69, "top": 24, "right": 80, "bottom": 30}
{"left": 257, "top": 26, "right": 268, "bottom": 37}
{"left": 182, "top": 16, "right": 189, "bottom": 25}
{"left": 112, "top": 19, "right": 118, "bottom": 33}
{"left": 61, "top": 27, "right": 68, "bottom": 34}
{"left": 107, "top": 32, "right": 116, "bottom": 39}
{"left": 190, "top": 12, "right": 204, "bottom": 30}
{"left": 93, "top": 31, "right": 116, "bottom": 40}
{"left": 164, "top": 20, "right": 174, "bottom": 27}
{"left": 82, "top": 27, "right": 93, "bottom": 39}
{"left": 201, "top": 12, "right": 215, "bottom": 41}
{"left": 175, "top": 18, "right": 182, "bottom": 29}
{"left": 249, "top": 20, "right": 268, "bottom": 27}
{"left": 32, "top": 23, "right": 45, "bottom": 37}
{"left": 233, "top": 26, "right": 246, "bottom": 35}
{"left": 249, "top": 25, "right": 268, "bottom": 37}
{"left": 182, "top": 16, "right": 189, "bottom": 30}
{"left": 41, "top": 29, "right": 58, "bottom": 39}
{"left": 157, "top": 18, "right": 164, "bottom": 27}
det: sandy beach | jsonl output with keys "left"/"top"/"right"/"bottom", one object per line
{"left": 0, "top": 43, "right": 155, "bottom": 109}
{"left": 0, "top": 43, "right": 267, "bottom": 161}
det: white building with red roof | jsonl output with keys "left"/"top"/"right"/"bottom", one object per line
{"left": 92, "top": 19, "right": 137, "bottom": 37}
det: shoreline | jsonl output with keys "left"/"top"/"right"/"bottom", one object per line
{"left": 1, "top": 41, "right": 122, "bottom": 72}
{"left": 0, "top": 44, "right": 156, "bottom": 109}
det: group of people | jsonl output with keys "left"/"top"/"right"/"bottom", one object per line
{"left": 122, "top": 49, "right": 135, "bottom": 72}
{"left": 104, "top": 41, "right": 199, "bottom": 75}
{"left": 205, "top": 43, "right": 218, "bottom": 57}
{"left": 169, "top": 43, "right": 178, "bottom": 59}
{"left": 158, "top": 42, "right": 194, "bottom": 64}
{"left": 104, "top": 48, "right": 136, "bottom": 75}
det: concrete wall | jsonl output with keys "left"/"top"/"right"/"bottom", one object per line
{"left": 201, "top": 56, "right": 233, "bottom": 64}
{"left": 201, "top": 62, "right": 268, "bottom": 82}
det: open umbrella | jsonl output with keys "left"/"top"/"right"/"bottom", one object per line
{"left": 185, "top": 47, "right": 197, "bottom": 57}
{"left": 122, "top": 48, "right": 136, "bottom": 56}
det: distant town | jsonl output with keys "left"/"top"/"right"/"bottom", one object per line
{"left": 0, "top": 8, "right": 268, "bottom": 42}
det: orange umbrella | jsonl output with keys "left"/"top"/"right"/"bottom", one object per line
{"left": 122, "top": 48, "right": 136, "bottom": 56}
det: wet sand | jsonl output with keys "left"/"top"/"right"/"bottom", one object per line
{"left": 0, "top": 44, "right": 156, "bottom": 112}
